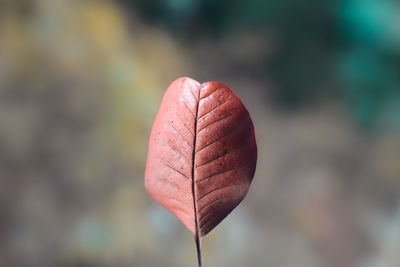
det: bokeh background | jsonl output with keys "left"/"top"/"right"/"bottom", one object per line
{"left": 1, "top": 0, "right": 400, "bottom": 266}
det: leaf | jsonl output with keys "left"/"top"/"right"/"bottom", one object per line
{"left": 145, "top": 77, "right": 257, "bottom": 266}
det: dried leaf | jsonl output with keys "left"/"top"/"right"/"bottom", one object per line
{"left": 145, "top": 77, "right": 257, "bottom": 266}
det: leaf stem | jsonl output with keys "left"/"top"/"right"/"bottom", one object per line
{"left": 195, "top": 234, "right": 202, "bottom": 267}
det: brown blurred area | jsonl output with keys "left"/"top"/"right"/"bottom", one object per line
{"left": 0, "top": 1, "right": 399, "bottom": 267}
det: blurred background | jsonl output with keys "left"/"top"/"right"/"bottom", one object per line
{"left": 0, "top": 0, "right": 399, "bottom": 266}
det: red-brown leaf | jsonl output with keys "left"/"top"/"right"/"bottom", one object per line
{"left": 144, "top": 77, "right": 257, "bottom": 264}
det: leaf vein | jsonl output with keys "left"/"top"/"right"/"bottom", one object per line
{"left": 198, "top": 198, "right": 223, "bottom": 214}
{"left": 182, "top": 100, "right": 196, "bottom": 119}
{"left": 189, "top": 88, "right": 198, "bottom": 102}
{"left": 200, "top": 86, "right": 224, "bottom": 101}
{"left": 199, "top": 215, "right": 214, "bottom": 229}
{"left": 195, "top": 119, "right": 247, "bottom": 155}
{"left": 196, "top": 144, "right": 249, "bottom": 168}
{"left": 197, "top": 162, "right": 254, "bottom": 183}
{"left": 198, "top": 99, "right": 229, "bottom": 121}
{"left": 160, "top": 138, "right": 191, "bottom": 164}
{"left": 176, "top": 116, "right": 195, "bottom": 137}
{"left": 160, "top": 159, "right": 190, "bottom": 180}
{"left": 197, "top": 183, "right": 245, "bottom": 202}
{"left": 197, "top": 112, "right": 236, "bottom": 134}
{"left": 167, "top": 121, "right": 193, "bottom": 148}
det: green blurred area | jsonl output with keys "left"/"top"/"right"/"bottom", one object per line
{"left": 0, "top": 1, "right": 399, "bottom": 267}
{"left": 125, "top": 0, "right": 400, "bottom": 129}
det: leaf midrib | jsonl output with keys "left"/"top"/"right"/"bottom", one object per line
{"left": 191, "top": 83, "right": 202, "bottom": 267}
